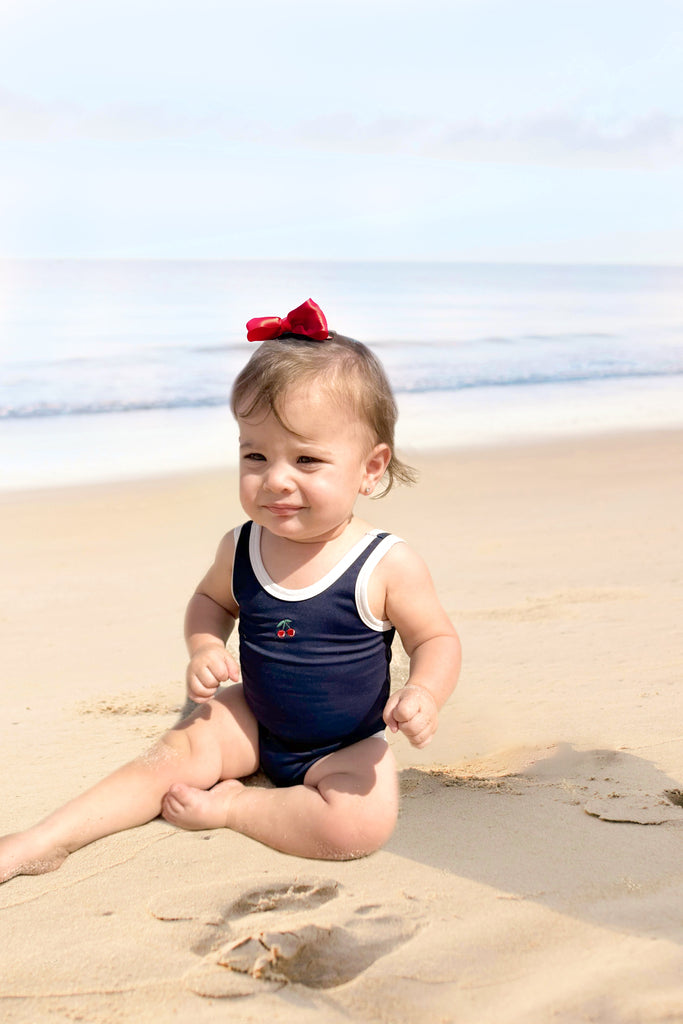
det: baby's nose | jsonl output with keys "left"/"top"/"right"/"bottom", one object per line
{"left": 263, "top": 461, "right": 295, "bottom": 493}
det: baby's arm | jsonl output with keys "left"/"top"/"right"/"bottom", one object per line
{"left": 185, "top": 531, "right": 241, "bottom": 703}
{"left": 380, "top": 544, "right": 461, "bottom": 748}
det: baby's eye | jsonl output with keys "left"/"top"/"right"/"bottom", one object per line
{"left": 297, "top": 455, "right": 321, "bottom": 465}
{"left": 243, "top": 452, "right": 266, "bottom": 462}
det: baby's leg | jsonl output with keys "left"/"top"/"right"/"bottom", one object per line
{"left": 0, "top": 685, "right": 258, "bottom": 884}
{"left": 162, "top": 736, "right": 399, "bottom": 860}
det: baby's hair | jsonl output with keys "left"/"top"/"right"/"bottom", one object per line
{"left": 231, "top": 332, "right": 417, "bottom": 496}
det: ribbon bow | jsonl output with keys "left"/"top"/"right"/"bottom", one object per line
{"left": 246, "top": 298, "right": 328, "bottom": 342}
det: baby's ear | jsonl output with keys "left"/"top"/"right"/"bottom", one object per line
{"left": 362, "top": 443, "right": 391, "bottom": 494}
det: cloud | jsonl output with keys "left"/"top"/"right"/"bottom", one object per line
{"left": 447, "top": 111, "right": 683, "bottom": 167}
{"left": 2, "top": 84, "right": 681, "bottom": 169}
{"left": 294, "top": 111, "right": 683, "bottom": 169}
{"left": 0, "top": 89, "right": 52, "bottom": 137}
{"left": 0, "top": 89, "right": 200, "bottom": 141}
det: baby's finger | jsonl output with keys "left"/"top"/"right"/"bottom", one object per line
{"left": 187, "top": 674, "right": 219, "bottom": 701}
{"left": 223, "top": 653, "right": 241, "bottom": 682}
{"left": 193, "top": 670, "right": 221, "bottom": 693}
{"left": 386, "top": 692, "right": 417, "bottom": 725}
{"left": 200, "top": 656, "right": 229, "bottom": 684}
{"left": 382, "top": 693, "right": 402, "bottom": 733}
{"left": 407, "top": 725, "right": 434, "bottom": 749}
{"left": 187, "top": 689, "right": 213, "bottom": 704}
{"left": 400, "top": 708, "right": 436, "bottom": 744}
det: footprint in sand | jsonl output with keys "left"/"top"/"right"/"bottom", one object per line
{"left": 520, "top": 745, "right": 683, "bottom": 826}
{"left": 149, "top": 876, "right": 420, "bottom": 998}
{"left": 401, "top": 745, "right": 683, "bottom": 827}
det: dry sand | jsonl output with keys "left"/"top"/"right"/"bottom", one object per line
{"left": 1, "top": 430, "right": 682, "bottom": 1023}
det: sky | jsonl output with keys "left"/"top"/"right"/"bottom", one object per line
{"left": 0, "top": 0, "right": 681, "bottom": 263}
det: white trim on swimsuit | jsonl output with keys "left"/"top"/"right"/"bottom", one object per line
{"left": 232, "top": 522, "right": 404, "bottom": 633}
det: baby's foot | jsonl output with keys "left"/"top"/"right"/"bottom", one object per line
{"left": 0, "top": 830, "right": 69, "bottom": 884}
{"left": 161, "top": 779, "right": 244, "bottom": 831}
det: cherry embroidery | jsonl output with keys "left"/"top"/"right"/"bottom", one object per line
{"left": 276, "top": 618, "right": 296, "bottom": 639}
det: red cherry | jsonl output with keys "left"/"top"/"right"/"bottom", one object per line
{"left": 277, "top": 629, "right": 285, "bottom": 638}
{"left": 287, "top": 628, "right": 295, "bottom": 637}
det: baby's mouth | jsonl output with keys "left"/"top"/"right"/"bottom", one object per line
{"left": 263, "top": 504, "right": 304, "bottom": 516}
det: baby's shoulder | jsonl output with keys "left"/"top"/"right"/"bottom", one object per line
{"left": 212, "top": 525, "right": 243, "bottom": 567}
{"left": 373, "top": 533, "right": 428, "bottom": 579}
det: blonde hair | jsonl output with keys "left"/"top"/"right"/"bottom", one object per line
{"left": 231, "top": 332, "right": 416, "bottom": 496}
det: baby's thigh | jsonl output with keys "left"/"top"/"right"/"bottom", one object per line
{"left": 304, "top": 737, "right": 399, "bottom": 853}
{"left": 168, "top": 684, "right": 260, "bottom": 782}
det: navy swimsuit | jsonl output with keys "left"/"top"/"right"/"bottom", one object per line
{"left": 232, "top": 521, "right": 402, "bottom": 787}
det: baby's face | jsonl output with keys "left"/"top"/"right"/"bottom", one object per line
{"left": 237, "top": 385, "right": 378, "bottom": 544}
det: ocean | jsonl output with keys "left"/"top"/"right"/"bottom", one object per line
{"left": 1, "top": 259, "right": 682, "bottom": 490}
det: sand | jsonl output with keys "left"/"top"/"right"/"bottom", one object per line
{"left": 1, "top": 429, "right": 682, "bottom": 1023}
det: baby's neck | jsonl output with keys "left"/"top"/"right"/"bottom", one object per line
{"left": 259, "top": 518, "right": 370, "bottom": 589}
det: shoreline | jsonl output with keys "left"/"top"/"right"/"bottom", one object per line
{"left": 3, "top": 374, "right": 683, "bottom": 493}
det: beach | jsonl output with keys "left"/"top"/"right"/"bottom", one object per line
{"left": 1, "top": 429, "right": 681, "bottom": 1023}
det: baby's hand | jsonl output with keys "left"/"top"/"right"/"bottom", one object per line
{"left": 383, "top": 683, "right": 439, "bottom": 748}
{"left": 186, "top": 643, "right": 240, "bottom": 703}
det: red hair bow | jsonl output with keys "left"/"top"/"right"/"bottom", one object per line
{"left": 246, "top": 298, "right": 328, "bottom": 342}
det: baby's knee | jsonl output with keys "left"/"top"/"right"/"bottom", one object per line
{"left": 137, "top": 730, "right": 191, "bottom": 771}
{"left": 319, "top": 797, "right": 398, "bottom": 861}
{"left": 140, "top": 713, "right": 210, "bottom": 775}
